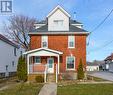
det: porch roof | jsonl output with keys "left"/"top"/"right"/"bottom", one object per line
{"left": 23, "top": 48, "right": 63, "bottom": 56}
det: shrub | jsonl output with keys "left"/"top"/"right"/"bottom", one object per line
{"left": 17, "top": 56, "right": 27, "bottom": 82}
{"left": 35, "top": 75, "right": 44, "bottom": 83}
{"left": 77, "top": 59, "right": 84, "bottom": 80}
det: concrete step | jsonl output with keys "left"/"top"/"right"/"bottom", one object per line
{"left": 47, "top": 74, "right": 55, "bottom": 82}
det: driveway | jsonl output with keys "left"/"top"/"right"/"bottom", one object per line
{"left": 88, "top": 71, "right": 113, "bottom": 81}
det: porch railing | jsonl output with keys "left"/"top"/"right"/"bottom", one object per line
{"left": 29, "top": 64, "right": 46, "bottom": 74}
{"left": 29, "top": 64, "right": 58, "bottom": 83}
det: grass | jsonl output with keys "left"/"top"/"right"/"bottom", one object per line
{"left": 92, "top": 76, "right": 107, "bottom": 81}
{"left": 58, "top": 84, "right": 113, "bottom": 95}
{"left": 87, "top": 75, "right": 107, "bottom": 82}
{"left": 0, "top": 83, "right": 43, "bottom": 95}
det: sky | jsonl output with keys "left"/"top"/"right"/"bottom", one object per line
{"left": 0, "top": 0, "right": 113, "bottom": 62}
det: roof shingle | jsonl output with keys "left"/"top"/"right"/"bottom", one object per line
{"left": 0, "top": 34, "right": 19, "bottom": 48}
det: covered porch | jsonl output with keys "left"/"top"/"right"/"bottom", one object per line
{"left": 24, "top": 48, "right": 63, "bottom": 83}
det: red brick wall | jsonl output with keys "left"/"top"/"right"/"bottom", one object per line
{"left": 30, "top": 34, "right": 87, "bottom": 73}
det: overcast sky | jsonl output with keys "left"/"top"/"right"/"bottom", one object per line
{"left": 0, "top": 0, "right": 113, "bottom": 62}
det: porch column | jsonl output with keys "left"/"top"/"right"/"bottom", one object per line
{"left": 27, "top": 55, "right": 30, "bottom": 74}
{"left": 58, "top": 55, "right": 60, "bottom": 74}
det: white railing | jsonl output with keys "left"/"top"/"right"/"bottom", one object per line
{"left": 29, "top": 64, "right": 46, "bottom": 74}
{"left": 29, "top": 64, "right": 58, "bottom": 83}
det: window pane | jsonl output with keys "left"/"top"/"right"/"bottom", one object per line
{"left": 54, "top": 20, "right": 63, "bottom": 26}
{"left": 14, "top": 47, "right": 16, "bottom": 56}
{"left": 35, "top": 57, "right": 41, "bottom": 63}
{"left": 42, "top": 42, "right": 47, "bottom": 47}
{"left": 67, "top": 57, "right": 74, "bottom": 69}
{"left": 69, "top": 42, "right": 74, "bottom": 47}
{"left": 68, "top": 36, "right": 75, "bottom": 47}
{"left": 42, "top": 36, "right": 48, "bottom": 48}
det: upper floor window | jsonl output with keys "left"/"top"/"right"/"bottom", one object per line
{"left": 12, "top": 61, "right": 14, "bottom": 67}
{"left": 14, "top": 47, "right": 17, "bottom": 56}
{"left": 6, "top": 65, "right": 8, "bottom": 71}
{"left": 68, "top": 35, "right": 75, "bottom": 48}
{"left": 54, "top": 20, "right": 63, "bottom": 26}
{"left": 20, "top": 51, "right": 22, "bottom": 55}
{"left": 41, "top": 36, "right": 48, "bottom": 48}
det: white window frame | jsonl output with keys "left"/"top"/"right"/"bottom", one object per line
{"left": 41, "top": 35, "right": 48, "bottom": 48}
{"left": 34, "top": 56, "right": 41, "bottom": 64}
{"left": 68, "top": 35, "right": 75, "bottom": 48}
{"left": 66, "top": 56, "right": 75, "bottom": 70}
{"left": 54, "top": 20, "right": 63, "bottom": 26}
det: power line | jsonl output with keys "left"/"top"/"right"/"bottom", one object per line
{"left": 87, "top": 9, "right": 113, "bottom": 46}
{"left": 88, "top": 39, "right": 113, "bottom": 54}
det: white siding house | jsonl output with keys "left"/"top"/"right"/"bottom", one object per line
{"left": 86, "top": 62, "right": 99, "bottom": 71}
{"left": 104, "top": 54, "right": 113, "bottom": 72}
{"left": 0, "top": 34, "right": 24, "bottom": 77}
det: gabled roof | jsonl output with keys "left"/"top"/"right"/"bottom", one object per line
{"left": 70, "top": 20, "right": 82, "bottom": 25}
{"left": 47, "top": 5, "right": 71, "bottom": 18}
{"left": 35, "top": 20, "right": 47, "bottom": 24}
{"left": 35, "top": 19, "right": 82, "bottom": 25}
{"left": 0, "top": 34, "right": 19, "bottom": 48}
{"left": 87, "top": 60, "right": 104, "bottom": 66}
{"left": 23, "top": 48, "right": 63, "bottom": 55}
{"left": 30, "top": 24, "right": 88, "bottom": 34}
{"left": 105, "top": 53, "right": 113, "bottom": 61}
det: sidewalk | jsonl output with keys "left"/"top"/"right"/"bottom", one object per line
{"left": 38, "top": 83, "right": 57, "bottom": 95}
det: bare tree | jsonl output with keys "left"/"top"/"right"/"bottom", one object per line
{"left": 4, "top": 15, "right": 36, "bottom": 50}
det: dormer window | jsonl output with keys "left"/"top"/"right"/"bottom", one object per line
{"left": 54, "top": 20, "right": 63, "bottom": 26}
{"left": 41, "top": 36, "right": 48, "bottom": 48}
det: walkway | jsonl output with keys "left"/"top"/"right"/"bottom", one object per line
{"left": 38, "top": 83, "right": 57, "bottom": 95}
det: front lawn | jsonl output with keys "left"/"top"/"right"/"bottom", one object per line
{"left": 58, "top": 84, "right": 113, "bottom": 95}
{"left": 0, "top": 83, "right": 43, "bottom": 95}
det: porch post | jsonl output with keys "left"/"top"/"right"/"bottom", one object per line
{"left": 44, "top": 65, "right": 47, "bottom": 83}
{"left": 56, "top": 64, "right": 58, "bottom": 83}
{"left": 58, "top": 55, "right": 60, "bottom": 74}
{"left": 27, "top": 55, "right": 29, "bottom": 74}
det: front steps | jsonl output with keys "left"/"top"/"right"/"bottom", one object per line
{"left": 47, "top": 74, "right": 55, "bottom": 82}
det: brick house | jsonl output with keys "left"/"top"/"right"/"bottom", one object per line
{"left": 24, "top": 5, "right": 89, "bottom": 82}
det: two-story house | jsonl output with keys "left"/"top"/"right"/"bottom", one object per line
{"left": 24, "top": 5, "right": 89, "bottom": 82}
{"left": 0, "top": 34, "right": 24, "bottom": 78}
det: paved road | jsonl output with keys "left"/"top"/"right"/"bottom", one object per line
{"left": 88, "top": 71, "right": 113, "bottom": 81}
{"left": 38, "top": 83, "right": 57, "bottom": 95}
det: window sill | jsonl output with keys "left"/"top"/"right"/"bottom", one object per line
{"left": 68, "top": 47, "right": 75, "bottom": 49}
{"left": 34, "top": 63, "right": 41, "bottom": 64}
{"left": 66, "top": 68, "right": 75, "bottom": 71}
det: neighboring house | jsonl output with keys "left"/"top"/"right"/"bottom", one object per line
{"left": 0, "top": 34, "right": 24, "bottom": 78}
{"left": 24, "top": 5, "right": 89, "bottom": 82}
{"left": 86, "top": 62, "right": 99, "bottom": 71}
{"left": 104, "top": 53, "right": 113, "bottom": 72}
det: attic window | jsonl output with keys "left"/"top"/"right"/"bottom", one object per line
{"left": 54, "top": 20, "right": 63, "bottom": 26}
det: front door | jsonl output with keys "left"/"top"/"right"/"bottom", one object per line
{"left": 47, "top": 58, "right": 54, "bottom": 73}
